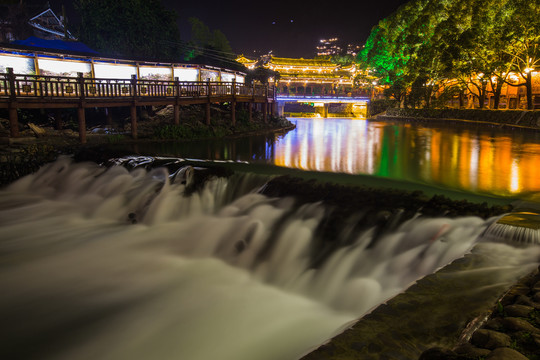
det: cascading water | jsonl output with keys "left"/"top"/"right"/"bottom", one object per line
{"left": 1, "top": 157, "right": 539, "bottom": 360}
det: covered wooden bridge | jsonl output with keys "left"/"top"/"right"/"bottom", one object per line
{"left": 0, "top": 69, "right": 276, "bottom": 143}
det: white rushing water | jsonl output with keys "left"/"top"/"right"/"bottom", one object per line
{"left": 1, "top": 157, "right": 539, "bottom": 360}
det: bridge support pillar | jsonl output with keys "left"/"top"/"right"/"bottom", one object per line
{"left": 8, "top": 105, "right": 19, "bottom": 138}
{"left": 130, "top": 104, "right": 137, "bottom": 139}
{"left": 323, "top": 103, "right": 329, "bottom": 118}
{"left": 263, "top": 102, "right": 268, "bottom": 123}
{"left": 55, "top": 109, "right": 63, "bottom": 130}
{"left": 248, "top": 102, "right": 253, "bottom": 122}
{"left": 231, "top": 101, "right": 236, "bottom": 126}
{"left": 77, "top": 106, "right": 86, "bottom": 144}
{"left": 205, "top": 102, "right": 211, "bottom": 125}
{"left": 173, "top": 105, "right": 180, "bottom": 125}
{"left": 105, "top": 108, "right": 113, "bottom": 127}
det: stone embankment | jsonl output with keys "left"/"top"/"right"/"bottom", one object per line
{"left": 381, "top": 108, "right": 540, "bottom": 132}
{"left": 420, "top": 267, "right": 540, "bottom": 360}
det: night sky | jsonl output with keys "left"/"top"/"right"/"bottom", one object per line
{"left": 43, "top": 0, "right": 410, "bottom": 58}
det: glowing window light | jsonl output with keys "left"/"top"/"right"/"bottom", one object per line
{"left": 221, "top": 72, "right": 235, "bottom": 82}
{"left": 139, "top": 66, "right": 172, "bottom": 80}
{"left": 235, "top": 75, "right": 245, "bottom": 84}
{"left": 0, "top": 54, "right": 34, "bottom": 74}
{"left": 200, "top": 69, "right": 219, "bottom": 81}
{"left": 174, "top": 67, "right": 198, "bottom": 82}
{"left": 37, "top": 58, "right": 91, "bottom": 76}
{"left": 94, "top": 63, "right": 137, "bottom": 79}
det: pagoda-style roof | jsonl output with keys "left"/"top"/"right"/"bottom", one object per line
{"left": 236, "top": 55, "right": 257, "bottom": 64}
{"left": 28, "top": 8, "right": 75, "bottom": 40}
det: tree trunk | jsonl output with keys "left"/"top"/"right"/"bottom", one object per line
{"left": 526, "top": 71, "right": 533, "bottom": 110}
{"left": 493, "top": 81, "right": 503, "bottom": 109}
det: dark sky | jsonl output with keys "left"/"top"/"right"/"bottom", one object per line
{"left": 44, "top": 0, "right": 410, "bottom": 58}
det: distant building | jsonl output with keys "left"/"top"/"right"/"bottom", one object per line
{"left": 316, "top": 38, "right": 342, "bottom": 56}
{"left": 316, "top": 38, "right": 362, "bottom": 57}
{"left": 28, "top": 8, "right": 75, "bottom": 40}
{"left": 0, "top": 5, "right": 74, "bottom": 42}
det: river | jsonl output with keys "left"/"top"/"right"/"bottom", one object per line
{"left": 1, "top": 117, "right": 540, "bottom": 359}
{"left": 129, "top": 117, "right": 540, "bottom": 199}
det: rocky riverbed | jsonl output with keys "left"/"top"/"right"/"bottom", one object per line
{"left": 420, "top": 267, "right": 540, "bottom": 360}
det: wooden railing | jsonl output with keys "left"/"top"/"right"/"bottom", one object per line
{"left": 0, "top": 70, "right": 275, "bottom": 101}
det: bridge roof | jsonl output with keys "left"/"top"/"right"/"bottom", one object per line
{"left": 268, "top": 56, "right": 337, "bottom": 68}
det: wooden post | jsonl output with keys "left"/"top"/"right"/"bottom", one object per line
{"left": 231, "top": 79, "right": 236, "bottom": 126}
{"left": 174, "top": 105, "right": 180, "bottom": 125}
{"left": 105, "top": 108, "right": 113, "bottom": 126}
{"left": 7, "top": 68, "right": 19, "bottom": 138}
{"left": 130, "top": 75, "right": 138, "bottom": 139}
{"left": 8, "top": 106, "right": 19, "bottom": 138}
{"left": 206, "top": 79, "right": 211, "bottom": 125}
{"left": 55, "top": 109, "right": 63, "bottom": 130}
{"left": 263, "top": 101, "right": 268, "bottom": 123}
{"left": 248, "top": 102, "right": 253, "bottom": 122}
{"left": 130, "top": 103, "right": 137, "bottom": 139}
{"left": 205, "top": 102, "right": 211, "bottom": 125}
{"left": 77, "top": 106, "right": 86, "bottom": 144}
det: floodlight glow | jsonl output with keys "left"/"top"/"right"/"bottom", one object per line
{"left": 0, "top": 54, "right": 34, "bottom": 74}
{"left": 139, "top": 66, "right": 172, "bottom": 80}
{"left": 94, "top": 63, "right": 137, "bottom": 79}
{"left": 37, "top": 58, "right": 91, "bottom": 76}
{"left": 174, "top": 68, "right": 198, "bottom": 82}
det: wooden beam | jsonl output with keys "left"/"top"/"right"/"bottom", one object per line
{"left": 130, "top": 104, "right": 138, "bottom": 139}
{"left": 77, "top": 106, "right": 86, "bottom": 144}
{"left": 174, "top": 104, "right": 180, "bottom": 125}
{"left": 8, "top": 105, "right": 19, "bottom": 138}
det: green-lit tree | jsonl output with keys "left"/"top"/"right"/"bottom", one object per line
{"left": 74, "top": 0, "right": 181, "bottom": 60}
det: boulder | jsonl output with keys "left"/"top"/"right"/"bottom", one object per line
{"left": 486, "top": 347, "right": 529, "bottom": 360}
{"left": 471, "top": 329, "right": 511, "bottom": 349}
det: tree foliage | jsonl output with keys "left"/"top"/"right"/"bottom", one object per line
{"left": 74, "top": 0, "right": 181, "bottom": 60}
{"left": 358, "top": 0, "right": 540, "bottom": 109}
{"left": 182, "top": 17, "right": 237, "bottom": 69}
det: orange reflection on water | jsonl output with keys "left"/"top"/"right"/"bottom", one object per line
{"left": 273, "top": 118, "right": 540, "bottom": 197}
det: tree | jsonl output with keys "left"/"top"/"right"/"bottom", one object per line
{"left": 502, "top": 0, "right": 540, "bottom": 109}
{"left": 74, "top": 0, "right": 181, "bottom": 60}
{"left": 182, "top": 17, "right": 237, "bottom": 69}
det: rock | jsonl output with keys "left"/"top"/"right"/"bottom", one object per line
{"left": 533, "top": 292, "right": 540, "bottom": 303}
{"left": 484, "top": 318, "right": 504, "bottom": 331}
{"left": 501, "top": 317, "right": 540, "bottom": 333}
{"left": 419, "top": 347, "right": 466, "bottom": 360}
{"left": 486, "top": 347, "right": 529, "bottom": 360}
{"left": 505, "top": 304, "right": 534, "bottom": 318}
{"left": 471, "top": 329, "right": 511, "bottom": 349}
{"left": 454, "top": 342, "right": 491, "bottom": 357}
{"left": 514, "top": 295, "right": 540, "bottom": 309}
{"left": 533, "top": 280, "right": 540, "bottom": 293}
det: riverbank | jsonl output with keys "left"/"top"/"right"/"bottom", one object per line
{"left": 0, "top": 104, "right": 294, "bottom": 185}
{"left": 381, "top": 108, "right": 540, "bottom": 132}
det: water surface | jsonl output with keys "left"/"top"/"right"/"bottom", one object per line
{"left": 130, "top": 118, "right": 540, "bottom": 198}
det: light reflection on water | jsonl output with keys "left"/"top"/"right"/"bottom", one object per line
{"left": 130, "top": 118, "right": 540, "bottom": 197}
{"left": 273, "top": 118, "right": 540, "bottom": 197}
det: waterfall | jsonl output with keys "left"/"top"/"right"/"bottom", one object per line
{"left": 1, "top": 157, "right": 539, "bottom": 360}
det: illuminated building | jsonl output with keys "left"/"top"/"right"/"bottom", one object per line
{"left": 316, "top": 38, "right": 342, "bottom": 56}
{"left": 263, "top": 56, "right": 359, "bottom": 96}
